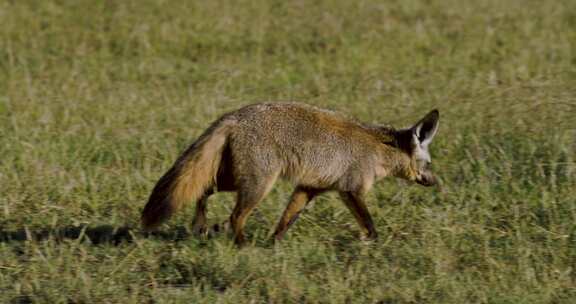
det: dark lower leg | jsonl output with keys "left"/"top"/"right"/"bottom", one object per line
{"left": 339, "top": 191, "right": 377, "bottom": 240}
{"left": 230, "top": 201, "right": 260, "bottom": 246}
{"left": 229, "top": 179, "right": 276, "bottom": 246}
{"left": 191, "top": 190, "right": 213, "bottom": 236}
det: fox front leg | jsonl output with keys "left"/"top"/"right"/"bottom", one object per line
{"left": 273, "top": 186, "right": 322, "bottom": 241}
{"left": 339, "top": 191, "right": 378, "bottom": 241}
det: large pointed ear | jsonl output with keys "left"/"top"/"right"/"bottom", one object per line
{"left": 411, "top": 109, "right": 439, "bottom": 147}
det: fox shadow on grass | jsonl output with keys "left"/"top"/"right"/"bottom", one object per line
{"left": 0, "top": 224, "right": 193, "bottom": 245}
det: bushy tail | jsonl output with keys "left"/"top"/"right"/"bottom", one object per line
{"left": 141, "top": 120, "right": 233, "bottom": 230}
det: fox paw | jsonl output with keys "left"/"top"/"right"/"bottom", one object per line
{"left": 192, "top": 225, "right": 209, "bottom": 239}
{"left": 210, "top": 221, "right": 231, "bottom": 236}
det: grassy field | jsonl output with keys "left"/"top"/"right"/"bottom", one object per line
{"left": 1, "top": 0, "right": 575, "bottom": 302}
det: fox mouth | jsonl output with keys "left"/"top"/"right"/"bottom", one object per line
{"left": 416, "top": 171, "right": 437, "bottom": 187}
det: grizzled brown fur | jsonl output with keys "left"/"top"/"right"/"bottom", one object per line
{"left": 141, "top": 102, "right": 440, "bottom": 245}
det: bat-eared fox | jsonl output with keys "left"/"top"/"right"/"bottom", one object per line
{"left": 142, "top": 102, "right": 440, "bottom": 246}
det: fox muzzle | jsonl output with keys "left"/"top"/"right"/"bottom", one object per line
{"left": 416, "top": 171, "right": 437, "bottom": 187}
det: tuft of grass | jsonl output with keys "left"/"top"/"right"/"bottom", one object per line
{"left": 1, "top": 0, "right": 575, "bottom": 303}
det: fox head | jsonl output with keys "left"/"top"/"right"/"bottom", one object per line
{"left": 394, "top": 109, "right": 440, "bottom": 187}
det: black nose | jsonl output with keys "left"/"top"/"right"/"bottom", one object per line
{"left": 416, "top": 172, "right": 437, "bottom": 187}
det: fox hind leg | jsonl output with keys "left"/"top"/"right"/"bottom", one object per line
{"left": 229, "top": 172, "right": 279, "bottom": 246}
{"left": 191, "top": 189, "right": 214, "bottom": 237}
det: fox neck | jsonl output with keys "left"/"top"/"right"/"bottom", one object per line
{"left": 372, "top": 128, "right": 420, "bottom": 183}
{"left": 371, "top": 145, "right": 412, "bottom": 181}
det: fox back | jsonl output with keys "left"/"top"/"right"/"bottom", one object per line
{"left": 225, "top": 103, "right": 403, "bottom": 189}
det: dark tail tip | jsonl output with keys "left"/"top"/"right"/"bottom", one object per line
{"left": 141, "top": 167, "right": 179, "bottom": 231}
{"left": 141, "top": 200, "right": 172, "bottom": 231}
